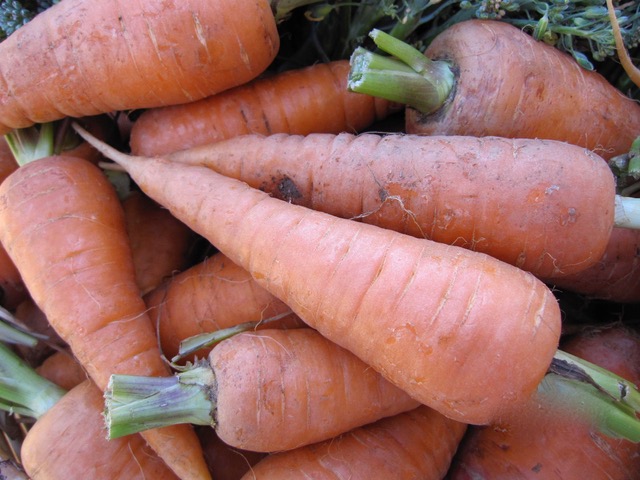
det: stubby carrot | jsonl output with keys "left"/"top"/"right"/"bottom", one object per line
{"left": 0, "top": 143, "right": 210, "bottom": 478}
{"left": 144, "top": 252, "right": 304, "bottom": 361}
{"left": 77, "top": 125, "right": 562, "bottom": 425}
{"left": 240, "top": 405, "right": 466, "bottom": 480}
{"left": 106, "top": 328, "right": 422, "bottom": 451}
{"left": 165, "top": 132, "right": 617, "bottom": 278}
{"left": 129, "top": 60, "right": 401, "bottom": 156}
{"left": 348, "top": 21, "right": 640, "bottom": 160}
{"left": 0, "top": 0, "right": 291, "bottom": 134}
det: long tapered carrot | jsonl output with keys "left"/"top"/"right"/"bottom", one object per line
{"left": 0, "top": 155, "right": 210, "bottom": 479}
{"left": 240, "top": 405, "right": 467, "bottom": 480}
{"left": 165, "top": 132, "right": 617, "bottom": 278}
{"left": 77, "top": 125, "right": 562, "bottom": 425}
{"left": 0, "top": 0, "right": 287, "bottom": 134}
{"left": 348, "top": 21, "right": 640, "bottom": 160}
{"left": 129, "top": 59, "right": 401, "bottom": 156}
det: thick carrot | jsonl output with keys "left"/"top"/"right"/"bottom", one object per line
{"left": 107, "top": 328, "right": 421, "bottom": 451}
{"left": 36, "top": 350, "right": 88, "bottom": 391}
{"left": 144, "top": 252, "right": 305, "bottom": 361}
{"left": 0, "top": 0, "right": 285, "bottom": 134}
{"left": 78, "top": 126, "right": 562, "bottom": 425}
{"left": 0, "top": 155, "right": 210, "bottom": 479}
{"left": 348, "top": 21, "right": 640, "bottom": 160}
{"left": 165, "top": 132, "right": 617, "bottom": 278}
{"left": 129, "top": 60, "right": 401, "bottom": 156}
{"left": 447, "top": 325, "right": 640, "bottom": 479}
{"left": 240, "top": 405, "right": 466, "bottom": 480}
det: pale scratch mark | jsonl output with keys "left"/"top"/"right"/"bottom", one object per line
{"left": 192, "top": 13, "right": 212, "bottom": 64}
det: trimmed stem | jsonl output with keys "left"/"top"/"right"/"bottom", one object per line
{"left": 105, "top": 363, "right": 216, "bottom": 439}
{"left": 348, "top": 28, "right": 455, "bottom": 114}
{"left": 614, "top": 195, "right": 640, "bottom": 229}
{"left": 0, "top": 306, "right": 45, "bottom": 347}
{"left": 271, "top": 0, "right": 324, "bottom": 23}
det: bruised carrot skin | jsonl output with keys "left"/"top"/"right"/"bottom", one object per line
{"left": 166, "top": 132, "right": 615, "bottom": 278}
{"left": 447, "top": 325, "right": 640, "bottom": 479}
{"left": 129, "top": 60, "right": 401, "bottom": 156}
{"left": 408, "top": 20, "right": 640, "bottom": 160}
{"left": 0, "top": 0, "right": 279, "bottom": 134}
{"left": 123, "top": 191, "right": 195, "bottom": 295}
{"left": 22, "top": 380, "right": 180, "bottom": 480}
{"left": 0, "top": 156, "right": 210, "bottom": 480}
{"left": 36, "top": 351, "right": 88, "bottom": 391}
{"left": 144, "top": 252, "right": 304, "bottom": 360}
{"left": 78, "top": 129, "right": 563, "bottom": 425}
{"left": 241, "top": 405, "right": 466, "bottom": 480}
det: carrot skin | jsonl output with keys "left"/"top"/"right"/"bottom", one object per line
{"left": 22, "top": 380, "right": 180, "bottom": 480}
{"left": 80, "top": 133, "right": 563, "bottom": 425}
{"left": 129, "top": 60, "right": 401, "bottom": 156}
{"left": 35, "top": 350, "right": 88, "bottom": 391}
{"left": 0, "top": 156, "right": 210, "bottom": 480}
{"left": 241, "top": 405, "right": 467, "bottom": 480}
{"left": 408, "top": 20, "right": 640, "bottom": 160}
{"left": 166, "top": 132, "right": 615, "bottom": 278}
{"left": 0, "top": 0, "right": 279, "bottom": 133}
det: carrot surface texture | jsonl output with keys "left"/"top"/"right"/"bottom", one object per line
{"left": 165, "top": 132, "right": 617, "bottom": 279}
{"left": 129, "top": 59, "right": 401, "bottom": 157}
{"left": 0, "top": 124, "right": 210, "bottom": 479}
{"left": 106, "top": 328, "right": 421, "bottom": 452}
{"left": 77, "top": 125, "right": 562, "bottom": 425}
{"left": 348, "top": 21, "right": 640, "bottom": 160}
{"left": 0, "top": 0, "right": 302, "bottom": 134}
{"left": 240, "top": 405, "right": 466, "bottom": 480}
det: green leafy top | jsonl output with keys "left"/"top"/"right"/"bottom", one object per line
{"left": 0, "top": 0, "right": 58, "bottom": 40}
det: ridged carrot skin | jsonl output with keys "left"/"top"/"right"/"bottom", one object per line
{"left": 408, "top": 20, "right": 640, "bottom": 160}
{"left": 166, "top": 132, "right": 615, "bottom": 278}
{"left": 129, "top": 60, "right": 401, "bottom": 156}
{"left": 22, "top": 380, "right": 180, "bottom": 480}
{"left": 0, "top": 0, "right": 279, "bottom": 134}
{"left": 0, "top": 156, "right": 210, "bottom": 480}
{"left": 78, "top": 131, "right": 563, "bottom": 426}
{"left": 241, "top": 405, "right": 467, "bottom": 480}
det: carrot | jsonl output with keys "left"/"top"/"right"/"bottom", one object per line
{"left": 0, "top": 0, "right": 296, "bottom": 134}
{"left": 144, "top": 252, "right": 305, "bottom": 361}
{"left": 240, "top": 405, "right": 466, "bottom": 480}
{"left": 129, "top": 59, "right": 401, "bottom": 156}
{"left": 36, "top": 350, "right": 88, "bottom": 391}
{"left": 164, "top": 132, "right": 617, "bottom": 279}
{"left": 196, "top": 427, "right": 267, "bottom": 480}
{"left": 348, "top": 21, "right": 640, "bottom": 160}
{"left": 606, "top": 0, "right": 640, "bottom": 89}
{"left": 447, "top": 325, "right": 640, "bottom": 479}
{"left": 123, "top": 190, "right": 196, "bottom": 295}
{"left": 78, "top": 125, "right": 563, "bottom": 425}
{"left": 0, "top": 124, "right": 210, "bottom": 479}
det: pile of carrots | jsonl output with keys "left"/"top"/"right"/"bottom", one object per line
{"left": 0, "top": 1, "right": 639, "bottom": 479}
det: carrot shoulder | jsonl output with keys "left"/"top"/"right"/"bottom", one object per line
{"left": 0, "top": 156, "right": 210, "bottom": 480}
{"left": 78, "top": 126, "right": 563, "bottom": 425}
{"left": 0, "top": 0, "right": 280, "bottom": 133}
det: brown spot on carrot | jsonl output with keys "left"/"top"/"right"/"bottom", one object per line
{"left": 260, "top": 176, "right": 302, "bottom": 203}
{"left": 531, "top": 463, "right": 543, "bottom": 473}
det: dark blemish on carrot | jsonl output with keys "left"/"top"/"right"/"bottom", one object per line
{"left": 379, "top": 188, "right": 388, "bottom": 202}
{"left": 261, "top": 176, "right": 302, "bottom": 203}
{"left": 531, "top": 463, "right": 543, "bottom": 473}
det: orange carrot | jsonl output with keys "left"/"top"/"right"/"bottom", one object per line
{"left": 129, "top": 60, "right": 401, "bottom": 156}
{"left": 0, "top": 153, "right": 210, "bottom": 479}
{"left": 165, "top": 132, "right": 617, "bottom": 278}
{"left": 0, "top": 0, "right": 286, "bottom": 134}
{"left": 348, "top": 21, "right": 640, "bottom": 160}
{"left": 36, "top": 350, "right": 88, "bottom": 391}
{"left": 240, "top": 405, "right": 467, "bottom": 480}
{"left": 78, "top": 125, "right": 562, "bottom": 425}
{"left": 144, "top": 252, "right": 304, "bottom": 361}
{"left": 196, "top": 427, "right": 267, "bottom": 480}
{"left": 606, "top": 0, "right": 640, "bottom": 89}
{"left": 447, "top": 325, "right": 640, "bottom": 479}
{"left": 106, "top": 328, "right": 422, "bottom": 452}
{"left": 123, "top": 190, "right": 195, "bottom": 295}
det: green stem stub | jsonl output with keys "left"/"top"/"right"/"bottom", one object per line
{"left": 348, "top": 28, "right": 455, "bottom": 114}
{"left": 105, "top": 363, "right": 217, "bottom": 439}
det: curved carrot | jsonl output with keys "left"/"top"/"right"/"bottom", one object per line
{"left": 165, "top": 132, "right": 616, "bottom": 278}
{"left": 0, "top": 155, "right": 210, "bottom": 479}
{"left": 447, "top": 325, "right": 640, "bottom": 479}
{"left": 0, "top": 0, "right": 281, "bottom": 134}
{"left": 606, "top": 0, "right": 640, "bottom": 89}
{"left": 107, "top": 328, "right": 421, "bottom": 451}
{"left": 240, "top": 405, "right": 466, "bottom": 480}
{"left": 349, "top": 21, "right": 640, "bottom": 160}
{"left": 144, "top": 252, "right": 304, "bottom": 361}
{"left": 129, "top": 60, "right": 401, "bottom": 156}
{"left": 77, "top": 125, "right": 563, "bottom": 425}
